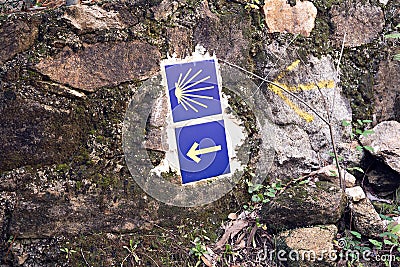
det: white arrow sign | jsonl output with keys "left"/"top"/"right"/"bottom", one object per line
{"left": 186, "top": 142, "right": 222, "bottom": 163}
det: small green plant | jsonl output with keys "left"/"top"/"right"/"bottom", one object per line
{"left": 385, "top": 24, "right": 400, "bottom": 61}
{"left": 221, "top": 243, "right": 241, "bottom": 265}
{"left": 338, "top": 231, "right": 370, "bottom": 266}
{"left": 246, "top": 180, "right": 284, "bottom": 204}
{"left": 121, "top": 239, "right": 140, "bottom": 266}
{"left": 60, "top": 243, "right": 77, "bottom": 259}
{"left": 190, "top": 237, "right": 208, "bottom": 267}
{"left": 342, "top": 119, "right": 374, "bottom": 152}
{"left": 339, "top": 223, "right": 400, "bottom": 267}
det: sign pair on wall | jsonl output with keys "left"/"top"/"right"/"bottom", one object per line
{"left": 162, "top": 58, "right": 231, "bottom": 184}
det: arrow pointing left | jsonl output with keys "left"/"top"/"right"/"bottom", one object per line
{"left": 186, "top": 142, "right": 222, "bottom": 163}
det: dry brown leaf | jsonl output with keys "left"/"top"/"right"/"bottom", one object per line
{"left": 235, "top": 232, "right": 246, "bottom": 244}
{"left": 214, "top": 220, "right": 248, "bottom": 249}
{"left": 201, "top": 255, "right": 213, "bottom": 267}
{"left": 237, "top": 239, "right": 246, "bottom": 249}
{"left": 228, "top": 213, "right": 238, "bottom": 220}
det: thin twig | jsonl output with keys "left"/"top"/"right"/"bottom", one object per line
{"left": 329, "top": 33, "right": 347, "bottom": 191}
{"left": 80, "top": 248, "right": 91, "bottom": 267}
{"left": 331, "top": 32, "right": 346, "bottom": 118}
{"left": 5, "top": 235, "right": 17, "bottom": 258}
{"left": 329, "top": 123, "right": 344, "bottom": 191}
{"left": 316, "top": 86, "right": 344, "bottom": 190}
{"left": 141, "top": 252, "right": 160, "bottom": 267}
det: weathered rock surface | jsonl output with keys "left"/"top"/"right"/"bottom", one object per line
{"left": 260, "top": 182, "right": 347, "bottom": 231}
{"left": 263, "top": 55, "right": 352, "bottom": 180}
{"left": 0, "top": 17, "right": 39, "bottom": 64}
{"left": 276, "top": 225, "right": 337, "bottom": 267}
{"left": 194, "top": 3, "right": 251, "bottom": 65}
{"left": 330, "top": 1, "right": 384, "bottom": 47}
{"left": 152, "top": 0, "right": 182, "bottom": 21}
{"left": 0, "top": 95, "right": 88, "bottom": 171}
{"left": 346, "top": 186, "right": 366, "bottom": 202}
{"left": 314, "top": 164, "right": 356, "bottom": 188}
{"left": 373, "top": 59, "right": 400, "bottom": 123}
{"left": 362, "top": 121, "right": 400, "bottom": 174}
{"left": 63, "top": 5, "right": 125, "bottom": 33}
{"left": 167, "top": 26, "right": 193, "bottom": 58}
{"left": 35, "top": 41, "right": 160, "bottom": 92}
{"left": 263, "top": 0, "right": 317, "bottom": 37}
{"left": 350, "top": 198, "right": 384, "bottom": 238}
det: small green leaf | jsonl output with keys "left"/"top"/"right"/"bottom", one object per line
{"left": 364, "top": 146, "right": 374, "bottom": 152}
{"left": 329, "top": 170, "right": 338, "bottom": 177}
{"left": 356, "top": 146, "right": 363, "bottom": 152}
{"left": 356, "top": 129, "right": 363, "bottom": 135}
{"left": 357, "top": 119, "right": 363, "bottom": 125}
{"left": 249, "top": 183, "right": 263, "bottom": 193}
{"left": 299, "top": 179, "right": 310, "bottom": 185}
{"left": 379, "top": 214, "right": 394, "bottom": 221}
{"left": 362, "top": 120, "right": 373, "bottom": 123}
{"left": 269, "top": 188, "right": 277, "bottom": 194}
{"left": 394, "top": 54, "right": 400, "bottom": 61}
{"left": 266, "top": 192, "right": 276, "bottom": 198}
{"left": 389, "top": 224, "right": 400, "bottom": 234}
{"left": 362, "top": 129, "right": 374, "bottom": 136}
{"left": 342, "top": 120, "right": 351, "bottom": 126}
{"left": 252, "top": 194, "right": 262, "bottom": 203}
{"left": 369, "top": 239, "right": 383, "bottom": 249}
{"left": 385, "top": 33, "right": 400, "bottom": 39}
{"left": 384, "top": 239, "right": 396, "bottom": 245}
{"left": 380, "top": 232, "right": 398, "bottom": 239}
{"left": 350, "top": 231, "right": 362, "bottom": 239}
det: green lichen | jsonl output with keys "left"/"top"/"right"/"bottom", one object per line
{"left": 55, "top": 163, "right": 69, "bottom": 173}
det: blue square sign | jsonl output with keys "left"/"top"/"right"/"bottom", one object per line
{"left": 164, "top": 59, "right": 222, "bottom": 123}
{"left": 175, "top": 120, "right": 230, "bottom": 184}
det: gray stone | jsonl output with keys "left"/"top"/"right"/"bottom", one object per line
{"left": 144, "top": 94, "right": 169, "bottom": 151}
{"left": 346, "top": 186, "right": 366, "bottom": 202}
{"left": 362, "top": 121, "right": 400, "bottom": 174}
{"left": 260, "top": 181, "right": 347, "bottom": 231}
{"left": 373, "top": 59, "right": 400, "bottom": 123}
{"left": 152, "top": 0, "right": 182, "bottom": 21}
{"left": 330, "top": 1, "right": 384, "bottom": 47}
{"left": 276, "top": 225, "right": 338, "bottom": 267}
{"left": 193, "top": 2, "right": 251, "bottom": 65}
{"left": 350, "top": 198, "right": 384, "bottom": 238}
{"left": 263, "top": 0, "right": 317, "bottom": 37}
{"left": 0, "top": 17, "right": 39, "bottom": 64}
{"left": 167, "top": 26, "right": 192, "bottom": 58}
{"left": 35, "top": 41, "right": 160, "bottom": 92}
{"left": 63, "top": 5, "right": 125, "bottom": 33}
{"left": 264, "top": 55, "right": 352, "bottom": 180}
{"left": 0, "top": 96, "right": 88, "bottom": 171}
{"left": 314, "top": 164, "right": 356, "bottom": 188}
